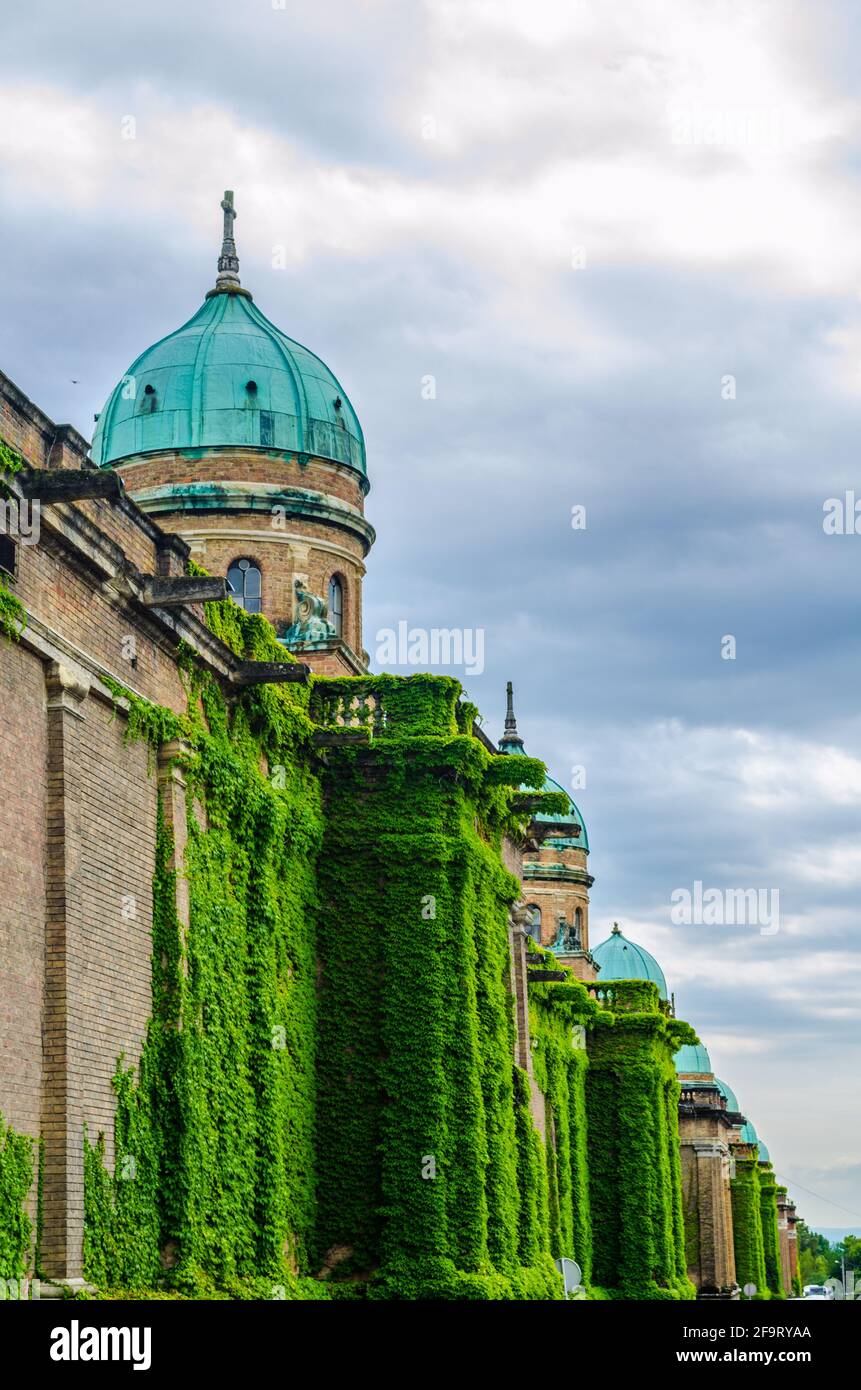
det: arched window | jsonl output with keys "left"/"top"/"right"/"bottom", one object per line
{"left": 328, "top": 575, "right": 344, "bottom": 637}
{"left": 525, "top": 904, "right": 541, "bottom": 944}
{"left": 574, "top": 907, "right": 584, "bottom": 947}
{"left": 227, "top": 557, "right": 262, "bottom": 614}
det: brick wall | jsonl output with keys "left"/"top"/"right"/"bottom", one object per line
{"left": 0, "top": 369, "right": 243, "bottom": 1283}
{"left": 0, "top": 639, "right": 47, "bottom": 1179}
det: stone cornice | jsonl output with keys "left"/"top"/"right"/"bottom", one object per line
{"left": 522, "top": 863, "right": 595, "bottom": 888}
{"left": 127, "top": 481, "right": 376, "bottom": 555}
{"left": 178, "top": 525, "right": 367, "bottom": 575}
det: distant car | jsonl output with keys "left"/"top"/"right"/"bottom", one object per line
{"left": 803, "top": 1284, "right": 834, "bottom": 1300}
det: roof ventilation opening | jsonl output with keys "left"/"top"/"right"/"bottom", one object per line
{"left": 246, "top": 380, "right": 258, "bottom": 394}
{"left": 141, "top": 384, "right": 158, "bottom": 414}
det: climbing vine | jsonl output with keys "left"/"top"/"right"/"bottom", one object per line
{"left": 585, "top": 988, "right": 697, "bottom": 1300}
{"left": 0, "top": 1110, "right": 34, "bottom": 1281}
{"left": 731, "top": 1155, "right": 769, "bottom": 1298}
{"left": 0, "top": 441, "right": 27, "bottom": 640}
{"left": 758, "top": 1164, "right": 785, "bottom": 1298}
{"left": 312, "top": 676, "right": 565, "bottom": 1298}
{"left": 529, "top": 979, "right": 595, "bottom": 1285}
{"left": 80, "top": 586, "right": 704, "bottom": 1302}
{"left": 0, "top": 581, "right": 25, "bottom": 641}
{"left": 84, "top": 597, "right": 327, "bottom": 1298}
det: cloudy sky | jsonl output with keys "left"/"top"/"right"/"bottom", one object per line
{"left": 3, "top": 0, "right": 860, "bottom": 1231}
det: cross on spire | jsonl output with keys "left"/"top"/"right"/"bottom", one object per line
{"left": 215, "top": 189, "right": 241, "bottom": 291}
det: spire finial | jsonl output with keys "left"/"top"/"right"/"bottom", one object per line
{"left": 498, "top": 680, "right": 524, "bottom": 753}
{"left": 611, "top": 921, "right": 621, "bottom": 935}
{"left": 215, "top": 190, "right": 241, "bottom": 291}
{"left": 505, "top": 680, "right": 517, "bottom": 734}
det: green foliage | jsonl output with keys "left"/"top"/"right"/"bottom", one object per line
{"left": 313, "top": 677, "right": 563, "bottom": 1299}
{"left": 83, "top": 597, "right": 696, "bottom": 1302}
{"left": 731, "top": 1156, "right": 769, "bottom": 1298}
{"left": 0, "top": 1110, "right": 34, "bottom": 1279}
{"left": 758, "top": 1165, "right": 785, "bottom": 1297}
{"left": 0, "top": 580, "right": 26, "bottom": 641}
{"left": 585, "top": 992, "right": 696, "bottom": 1301}
{"left": 832, "top": 1233, "right": 861, "bottom": 1283}
{"left": 529, "top": 985, "right": 594, "bottom": 1283}
{"left": 0, "top": 440, "right": 24, "bottom": 496}
{"left": 84, "top": 602, "right": 325, "bottom": 1297}
{"left": 0, "top": 443, "right": 28, "bottom": 640}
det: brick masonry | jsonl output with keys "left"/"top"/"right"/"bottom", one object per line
{"left": 0, "top": 370, "right": 230, "bottom": 1280}
{"left": 113, "top": 449, "right": 370, "bottom": 658}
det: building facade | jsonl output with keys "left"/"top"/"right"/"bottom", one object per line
{"left": 0, "top": 195, "right": 800, "bottom": 1301}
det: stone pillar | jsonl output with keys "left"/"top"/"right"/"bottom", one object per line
{"left": 693, "top": 1141, "right": 736, "bottom": 1294}
{"left": 721, "top": 1146, "right": 738, "bottom": 1292}
{"left": 776, "top": 1188, "right": 792, "bottom": 1295}
{"left": 156, "top": 739, "right": 193, "bottom": 939}
{"left": 678, "top": 1087, "right": 739, "bottom": 1298}
{"left": 40, "top": 660, "right": 91, "bottom": 1285}
{"left": 787, "top": 1203, "right": 800, "bottom": 1289}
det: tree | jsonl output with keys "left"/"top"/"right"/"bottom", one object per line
{"left": 797, "top": 1223, "right": 831, "bottom": 1287}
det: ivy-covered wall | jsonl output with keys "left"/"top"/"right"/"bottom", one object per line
{"left": 529, "top": 975, "right": 596, "bottom": 1284}
{"left": 312, "top": 675, "right": 566, "bottom": 1299}
{"left": 758, "top": 1164, "right": 784, "bottom": 1298}
{"left": 731, "top": 1153, "right": 769, "bottom": 1298}
{"left": 83, "top": 601, "right": 328, "bottom": 1297}
{"left": 72, "top": 602, "right": 703, "bottom": 1301}
{"left": 0, "top": 1110, "right": 34, "bottom": 1282}
{"left": 585, "top": 982, "right": 697, "bottom": 1300}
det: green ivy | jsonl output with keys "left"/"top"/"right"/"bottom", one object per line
{"left": 84, "top": 597, "right": 326, "bottom": 1297}
{"left": 312, "top": 680, "right": 563, "bottom": 1299}
{"left": 758, "top": 1164, "right": 785, "bottom": 1298}
{"left": 0, "top": 440, "right": 24, "bottom": 496}
{"left": 81, "top": 590, "right": 700, "bottom": 1302}
{"left": 585, "top": 988, "right": 697, "bottom": 1300}
{"left": 0, "top": 580, "right": 26, "bottom": 641}
{"left": 731, "top": 1155, "right": 769, "bottom": 1298}
{"left": 0, "top": 1110, "right": 34, "bottom": 1280}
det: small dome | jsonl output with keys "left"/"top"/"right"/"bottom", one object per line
{"left": 674, "top": 1043, "right": 712, "bottom": 1075}
{"left": 739, "top": 1121, "right": 769, "bottom": 1161}
{"left": 532, "top": 771, "right": 589, "bottom": 849}
{"left": 92, "top": 291, "right": 365, "bottom": 475}
{"left": 91, "top": 193, "right": 365, "bottom": 477}
{"left": 591, "top": 924, "right": 668, "bottom": 1000}
{"left": 714, "top": 1076, "right": 740, "bottom": 1112}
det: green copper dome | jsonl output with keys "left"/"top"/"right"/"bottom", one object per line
{"left": 530, "top": 770, "right": 589, "bottom": 848}
{"left": 497, "top": 683, "right": 588, "bottom": 850}
{"left": 91, "top": 192, "right": 366, "bottom": 477}
{"left": 674, "top": 1042, "right": 713, "bottom": 1075}
{"left": 739, "top": 1120, "right": 769, "bottom": 1161}
{"left": 714, "top": 1076, "right": 740, "bottom": 1112}
{"left": 591, "top": 924, "right": 668, "bottom": 1000}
